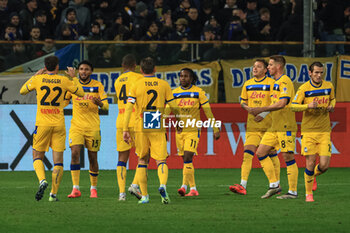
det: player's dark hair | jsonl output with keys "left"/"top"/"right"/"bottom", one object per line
{"left": 255, "top": 59, "right": 268, "bottom": 69}
{"left": 44, "top": 56, "right": 59, "bottom": 71}
{"left": 78, "top": 60, "right": 93, "bottom": 71}
{"left": 309, "top": 61, "right": 323, "bottom": 72}
{"left": 122, "top": 54, "right": 136, "bottom": 68}
{"left": 140, "top": 57, "right": 155, "bottom": 74}
{"left": 180, "top": 68, "right": 198, "bottom": 85}
{"left": 270, "top": 55, "right": 286, "bottom": 67}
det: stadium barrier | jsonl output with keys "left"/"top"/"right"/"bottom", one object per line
{"left": 1, "top": 103, "right": 349, "bottom": 171}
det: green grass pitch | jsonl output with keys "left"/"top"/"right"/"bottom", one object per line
{"left": 1, "top": 168, "right": 350, "bottom": 233}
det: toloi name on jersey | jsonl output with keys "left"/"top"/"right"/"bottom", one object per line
{"left": 42, "top": 78, "right": 61, "bottom": 84}
{"left": 145, "top": 81, "right": 158, "bottom": 86}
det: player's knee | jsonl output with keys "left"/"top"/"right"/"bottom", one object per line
{"left": 319, "top": 164, "right": 329, "bottom": 173}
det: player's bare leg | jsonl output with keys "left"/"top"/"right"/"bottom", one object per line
{"left": 49, "top": 151, "right": 64, "bottom": 202}
{"left": 68, "top": 145, "right": 82, "bottom": 198}
{"left": 33, "top": 150, "right": 48, "bottom": 201}
{"left": 277, "top": 152, "right": 298, "bottom": 199}
{"left": 88, "top": 151, "right": 99, "bottom": 198}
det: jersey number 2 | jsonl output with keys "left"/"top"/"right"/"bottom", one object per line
{"left": 40, "top": 86, "right": 62, "bottom": 106}
{"left": 146, "top": 90, "right": 157, "bottom": 110}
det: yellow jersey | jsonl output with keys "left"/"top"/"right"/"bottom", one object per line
{"left": 114, "top": 71, "right": 144, "bottom": 129}
{"left": 292, "top": 80, "right": 335, "bottom": 132}
{"left": 65, "top": 79, "right": 108, "bottom": 131}
{"left": 20, "top": 73, "right": 84, "bottom": 126}
{"left": 126, "top": 75, "right": 174, "bottom": 132}
{"left": 270, "top": 74, "right": 297, "bottom": 132}
{"left": 172, "top": 84, "right": 210, "bottom": 132}
{"left": 240, "top": 76, "right": 275, "bottom": 131}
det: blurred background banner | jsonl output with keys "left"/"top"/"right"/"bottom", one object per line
{"left": 222, "top": 56, "right": 338, "bottom": 103}
{"left": 336, "top": 55, "right": 350, "bottom": 101}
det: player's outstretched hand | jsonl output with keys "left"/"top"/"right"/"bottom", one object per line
{"left": 214, "top": 132, "right": 220, "bottom": 140}
{"left": 123, "top": 131, "right": 131, "bottom": 144}
{"left": 65, "top": 67, "right": 76, "bottom": 78}
{"left": 92, "top": 97, "right": 103, "bottom": 107}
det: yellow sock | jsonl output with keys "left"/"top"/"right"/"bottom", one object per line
{"left": 89, "top": 170, "right": 99, "bottom": 187}
{"left": 51, "top": 164, "right": 63, "bottom": 195}
{"left": 157, "top": 162, "right": 168, "bottom": 186}
{"left": 314, "top": 164, "right": 323, "bottom": 176}
{"left": 241, "top": 150, "right": 254, "bottom": 181}
{"left": 184, "top": 161, "right": 195, "bottom": 188}
{"left": 33, "top": 158, "right": 46, "bottom": 183}
{"left": 70, "top": 164, "right": 80, "bottom": 187}
{"left": 182, "top": 163, "right": 189, "bottom": 186}
{"left": 286, "top": 160, "right": 298, "bottom": 192}
{"left": 117, "top": 161, "right": 127, "bottom": 193}
{"left": 304, "top": 168, "right": 314, "bottom": 195}
{"left": 269, "top": 153, "right": 280, "bottom": 182}
{"left": 258, "top": 155, "right": 277, "bottom": 184}
{"left": 137, "top": 164, "right": 148, "bottom": 196}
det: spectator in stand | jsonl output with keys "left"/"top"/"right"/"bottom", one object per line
{"left": 56, "top": 8, "right": 82, "bottom": 40}
{"left": 60, "top": 0, "right": 91, "bottom": 36}
{"left": 93, "top": 14, "right": 107, "bottom": 36}
{"left": 344, "top": 22, "right": 350, "bottom": 53}
{"left": 35, "top": 10, "right": 52, "bottom": 40}
{"left": 186, "top": 7, "right": 202, "bottom": 40}
{"left": 277, "top": 0, "right": 303, "bottom": 42}
{"left": 28, "top": 26, "right": 42, "bottom": 58}
{"left": 121, "top": 0, "right": 137, "bottom": 31}
{"left": 232, "top": 7, "right": 258, "bottom": 40}
{"left": 86, "top": 22, "right": 103, "bottom": 65}
{"left": 173, "top": 0, "right": 191, "bottom": 20}
{"left": 204, "top": 15, "right": 221, "bottom": 40}
{"left": 46, "top": 0, "right": 64, "bottom": 27}
{"left": 245, "top": 0, "right": 260, "bottom": 30}
{"left": 268, "top": 0, "right": 285, "bottom": 40}
{"left": 133, "top": 1, "right": 150, "bottom": 40}
{"left": 29, "top": 26, "right": 41, "bottom": 41}
{"left": 0, "top": 0, "right": 10, "bottom": 30}
{"left": 317, "top": 0, "right": 346, "bottom": 56}
{"left": 35, "top": 35, "right": 57, "bottom": 58}
{"left": 104, "top": 12, "right": 131, "bottom": 40}
{"left": 200, "top": 24, "right": 222, "bottom": 61}
{"left": 149, "top": 0, "right": 164, "bottom": 21}
{"left": 159, "top": 7, "right": 174, "bottom": 40}
{"left": 199, "top": 1, "right": 217, "bottom": 27}
{"left": 170, "top": 18, "right": 188, "bottom": 40}
{"left": 0, "top": 23, "right": 17, "bottom": 41}
{"left": 141, "top": 21, "right": 161, "bottom": 40}
{"left": 9, "top": 13, "right": 23, "bottom": 39}
{"left": 217, "top": 0, "right": 238, "bottom": 29}
{"left": 223, "top": 15, "right": 247, "bottom": 41}
{"left": 19, "top": 0, "right": 38, "bottom": 40}
{"left": 93, "top": 0, "right": 114, "bottom": 26}
{"left": 258, "top": 7, "right": 271, "bottom": 41}
{"left": 223, "top": 35, "right": 256, "bottom": 59}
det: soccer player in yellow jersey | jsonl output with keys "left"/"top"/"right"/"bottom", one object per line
{"left": 115, "top": 54, "right": 145, "bottom": 201}
{"left": 19, "top": 56, "right": 84, "bottom": 201}
{"left": 168, "top": 68, "right": 220, "bottom": 197}
{"left": 229, "top": 59, "right": 280, "bottom": 195}
{"left": 251, "top": 55, "right": 298, "bottom": 199}
{"left": 65, "top": 60, "right": 109, "bottom": 199}
{"left": 291, "top": 62, "right": 335, "bottom": 202}
{"left": 123, "top": 57, "right": 179, "bottom": 204}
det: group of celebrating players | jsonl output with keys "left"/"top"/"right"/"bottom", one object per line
{"left": 19, "top": 53, "right": 335, "bottom": 204}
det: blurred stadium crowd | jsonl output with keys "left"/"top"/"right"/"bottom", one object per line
{"left": 1, "top": 0, "right": 350, "bottom": 70}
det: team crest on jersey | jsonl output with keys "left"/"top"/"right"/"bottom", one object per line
{"left": 282, "top": 87, "right": 287, "bottom": 94}
{"left": 304, "top": 147, "right": 308, "bottom": 152}
{"left": 143, "top": 110, "right": 161, "bottom": 129}
{"left": 325, "top": 89, "right": 328, "bottom": 95}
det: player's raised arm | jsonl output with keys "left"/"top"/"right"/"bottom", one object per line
{"left": 19, "top": 68, "right": 45, "bottom": 95}
{"left": 64, "top": 67, "right": 84, "bottom": 97}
